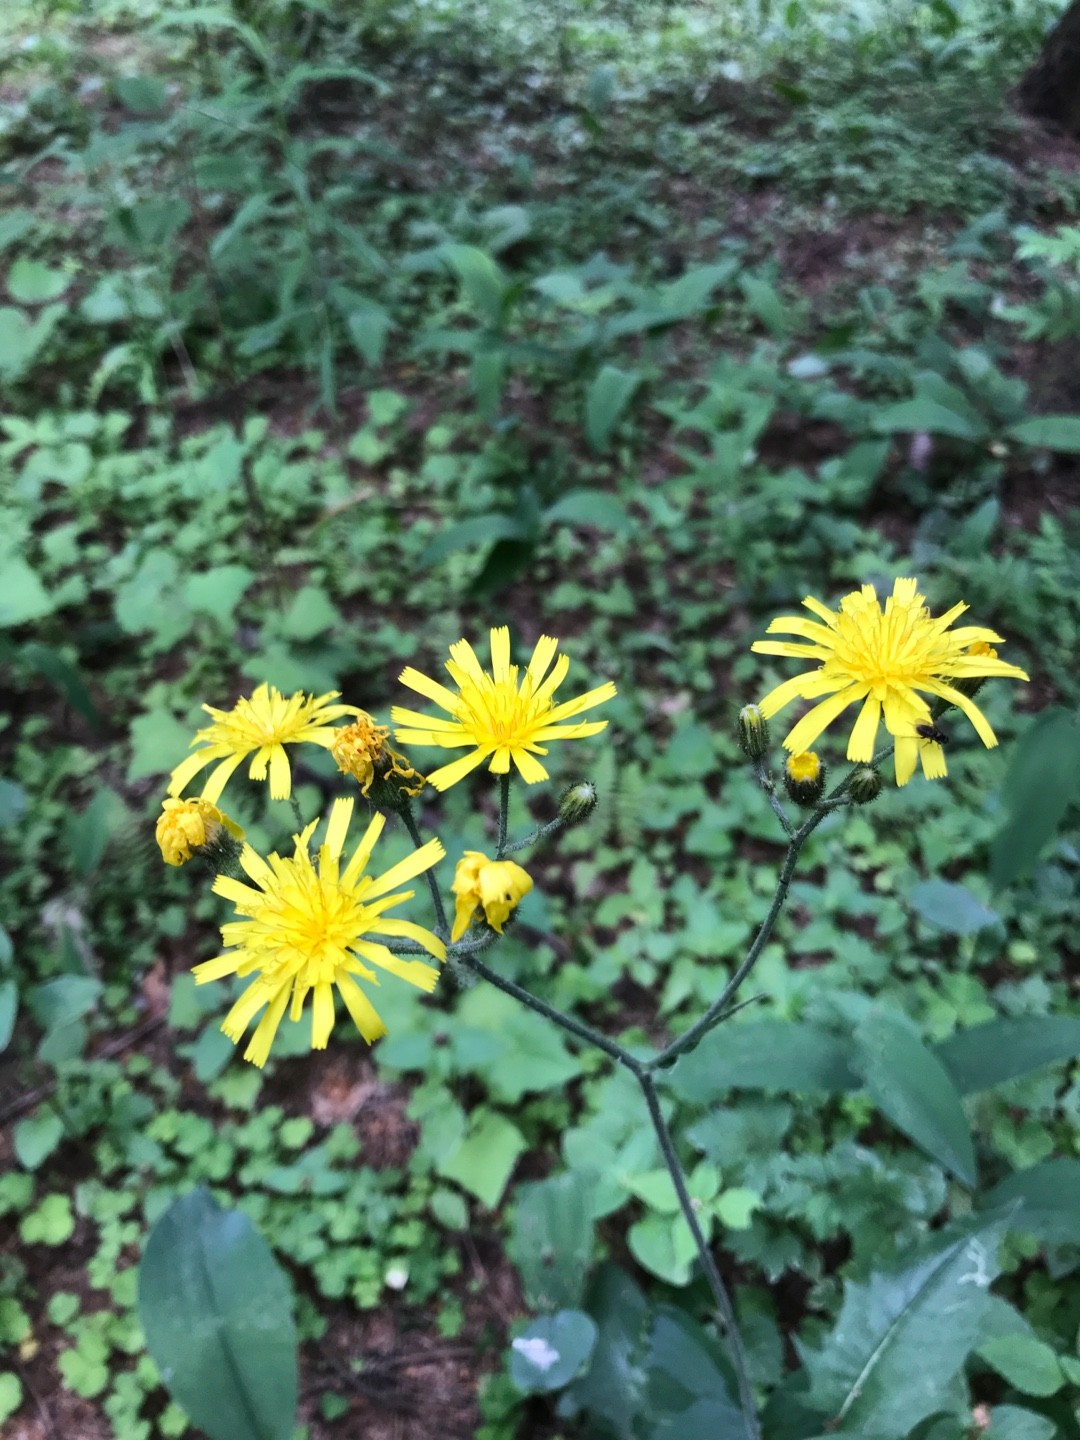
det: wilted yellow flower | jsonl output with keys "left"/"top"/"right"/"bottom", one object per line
{"left": 392, "top": 628, "right": 616, "bottom": 791}
{"left": 451, "top": 851, "right": 533, "bottom": 943}
{"left": 193, "top": 798, "right": 445, "bottom": 1067}
{"left": 751, "top": 578, "right": 1029, "bottom": 786}
{"left": 156, "top": 797, "right": 244, "bottom": 866}
{"left": 331, "top": 713, "right": 426, "bottom": 801}
{"left": 168, "top": 683, "right": 361, "bottom": 804}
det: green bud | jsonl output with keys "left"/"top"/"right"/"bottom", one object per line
{"left": 848, "top": 765, "right": 882, "bottom": 805}
{"left": 737, "top": 704, "right": 770, "bottom": 761}
{"left": 559, "top": 780, "right": 598, "bottom": 828}
{"left": 783, "top": 750, "right": 826, "bottom": 807}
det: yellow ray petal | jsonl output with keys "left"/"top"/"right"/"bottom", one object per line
{"left": 846, "top": 694, "right": 882, "bottom": 762}
{"left": 782, "top": 683, "right": 866, "bottom": 753}
{"left": 512, "top": 747, "right": 549, "bottom": 783}
{"left": 894, "top": 737, "right": 919, "bottom": 786}
{"left": 397, "top": 666, "right": 462, "bottom": 712}
{"left": 490, "top": 626, "right": 512, "bottom": 684}
{"left": 365, "top": 837, "right": 446, "bottom": 901}
{"left": 243, "top": 984, "right": 292, "bottom": 1068}
{"left": 336, "top": 973, "right": 387, "bottom": 1044}
{"left": 426, "top": 747, "right": 493, "bottom": 792}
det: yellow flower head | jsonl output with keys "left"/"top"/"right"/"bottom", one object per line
{"left": 155, "top": 797, "right": 244, "bottom": 867}
{"left": 331, "top": 714, "right": 426, "bottom": 801}
{"left": 168, "top": 683, "right": 362, "bottom": 804}
{"left": 392, "top": 628, "right": 617, "bottom": 791}
{"left": 193, "top": 798, "right": 446, "bottom": 1067}
{"left": 751, "top": 578, "right": 1029, "bottom": 786}
{"left": 451, "top": 851, "right": 534, "bottom": 943}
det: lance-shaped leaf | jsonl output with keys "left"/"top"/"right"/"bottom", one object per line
{"left": 800, "top": 1221, "right": 1003, "bottom": 1437}
{"left": 138, "top": 1188, "right": 298, "bottom": 1440}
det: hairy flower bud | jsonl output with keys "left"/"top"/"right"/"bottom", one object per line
{"left": 737, "top": 704, "right": 770, "bottom": 762}
{"left": 783, "top": 751, "right": 826, "bottom": 807}
{"left": 156, "top": 797, "right": 244, "bottom": 867}
{"left": 558, "top": 780, "right": 599, "bottom": 829}
{"left": 847, "top": 765, "right": 883, "bottom": 805}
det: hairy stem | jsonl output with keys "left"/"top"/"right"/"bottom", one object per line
{"left": 639, "top": 1072, "right": 760, "bottom": 1440}
{"left": 496, "top": 771, "right": 511, "bottom": 857}
{"left": 398, "top": 798, "right": 449, "bottom": 940}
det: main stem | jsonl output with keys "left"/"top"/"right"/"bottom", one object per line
{"left": 398, "top": 798, "right": 450, "bottom": 940}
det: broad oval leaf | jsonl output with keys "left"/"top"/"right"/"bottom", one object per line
{"left": 801, "top": 1221, "right": 1003, "bottom": 1435}
{"left": 667, "top": 1020, "right": 860, "bottom": 1104}
{"left": 509, "top": 1309, "right": 598, "bottom": 1394}
{"left": 871, "top": 396, "right": 988, "bottom": 440}
{"left": 936, "top": 1016, "right": 1080, "bottom": 1095}
{"left": 509, "top": 1171, "right": 597, "bottom": 1310}
{"left": 138, "top": 1188, "right": 298, "bottom": 1440}
{"left": 853, "top": 1011, "right": 976, "bottom": 1186}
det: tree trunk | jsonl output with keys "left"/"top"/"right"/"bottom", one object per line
{"left": 1017, "top": 0, "right": 1080, "bottom": 136}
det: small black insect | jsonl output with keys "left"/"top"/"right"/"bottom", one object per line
{"left": 915, "top": 721, "right": 949, "bottom": 745}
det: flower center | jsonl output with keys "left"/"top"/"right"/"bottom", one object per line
{"left": 455, "top": 676, "right": 545, "bottom": 746}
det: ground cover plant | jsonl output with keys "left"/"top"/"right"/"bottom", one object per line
{"left": 2, "top": 0, "right": 1080, "bottom": 1437}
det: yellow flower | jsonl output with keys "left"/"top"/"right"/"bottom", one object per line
{"left": 451, "top": 851, "right": 533, "bottom": 943}
{"left": 751, "top": 578, "right": 1029, "bottom": 786}
{"left": 193, "top": 798, "right": 446, "bottom": 1067}
{"left": 331, "top": 714, "right": 426, "bottom": 801}
{"left": 155, "top": 797, "right": 244, "bottom": 866}
{"left": 392, "top": 628, "right": 617, "bottom": 791}
{"left": 168, "top": 683, "right": 361, "bottom": 804}
{"left": 782, "top": 750, "right": 826, "bottom": 807}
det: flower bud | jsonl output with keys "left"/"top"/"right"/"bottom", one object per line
{"left": 558, "top": 780, "right": 598, "bottom": 828}
{"left": 847, "top": 765, "right": 882, "bottom": 806}
{"left": 783, "top": 751, "right": 826, "bottom": 807}
{"left": 451, "top": 852, "right": 533, "bottom": 944}
{"left": 156, "top": 797, "right": 244, "bottom": 867}
{"left": 737, "top": 704, "right": 770, "bottom": 762}
{"left": 332, "top": 714, "right": 426, "bottom": 808}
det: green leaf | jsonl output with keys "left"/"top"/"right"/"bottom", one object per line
{"left": 0, "top": 980, "right": 15, "bottom": 1052}
{"left": 627, "top": 1214, "right": 692, "bottom": 1286}
{"left": 871, "top": 397, "right": 988, "bottom": 441}
{"left": 853, "top": 1012, "right": 976, "bottom": 1186}
{"left": 990, "top": 709, "right": 1080, "bottom": 888}
{"left": 0, "top": 303, "right": 66, "bottom": 379}
{"left": 509, "top": 1310, "right": 597, "bottom": 1394}
{"left": 0, "top": 1372, "right": 22, "bottom": 1427}
{"left": 983, "top": 1159, "right": 1080, "bottom": 1245}
{"left": 909, "top": 878, "right": 999, "bottom": 936}
{"left": 801, "top": 1221, "right": 1002, "bottom": 1436}
{"left": 563, "top": 1265, "right": 649, "bottom": 1440}
{"left": 345, "top": 301, "right": 392, "bottom": 366}
{"left": 114, "top": 75, "right": 169, "bottom": 114}
{"left": 279, "top": 585, "right": 342, "bottom": 641}
{"left": 510, "top": 1172, "right": 597, "bottom": 1310}
{"left": 667, "top": 1020, "right": 860, "bottom": 1103}
{"left": 138, "top": 1188, "right": 298, "bottom": 1440}
{"left": 420, "top": 512, "right": 534, "bottom": 566}
{"left": 545, "top": 489, "right": 635, "bottom": 535}
{"left": 21, "top": 1193, "right": 75, "bottom": 1245}
{"left": 440, "top": 244, "right": 508, "bottom": 325}
{"left": 438, "top": 1111, "right": 525, "bottom": 1209}
{"left": 739, "top": 275, "right": 792, "bottom": 335}
{"left": 8, "top": 259, "right": 72, "bottom": 304}
{"left": 183, "top": 566, "right": 254, "bottom": 619}
{"left": 28, "top": 976, "right": 102, "bottom": 1032}
{"left": 128, "top": 708, "right": 195, "bottom": 782}
{"left": 713, "top": 1187, "right": 763, "bottom": 1230}
{"left": 14, "top": 1110, "right": 64, "bottom": 1170}
{"left": 643, "top": 1307, "right": 744, "bottom": 1440}
{"left": 986, "top": 1407, "right": 1058, "bottom": 1440}
{"left": 977, "top": 1335, "right": 1064, "bottom": 1397}
{"left": 1006, "top": 415, "right": 1080, "bottom": 451}
{"left": 936, "top": 1016, "right": 1080, "bottom": 1094}
{"left": 585, "top": 365, "right": 642, "bottom": 451}
{"left": 19, "top": 644, "right": 102, "bottom": 729}
{"left": 0, "top": 556, "right": 52, "bottom": 627}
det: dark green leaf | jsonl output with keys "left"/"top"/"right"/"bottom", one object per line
{"left": 990, "top": 710, "right": 1080, "bottom": 888}
{"left": 801, "top": 1222, "right": 1003, "bottom": 1436}
{"left": 420, "top": 513, "right": 534, "bottom": 566}
{"left": 14, "top": 1110, "right": 64, "bottom": 1170}
{"left": 982, "top": 1160, "right": 1080, "bottom": 1245}
{"left": 19, "top": 644, "right": 102, "bottom": 729}
{"left": 0, "top": 979, "right": 16, "bottom": 1052}
{"left": 28, "top": 976, "right": 102, "bottom": 1032}
{"left": 545, "top": 489, "right": 635, "bottom": 535}
{"left": 563, "top": 1265, "right": 649, "bottom": 1440}
{"left": 1007, "top": 415, "right": 1080, "bottom": 451}
{"left": 871, "top": 397, "right": 988, "bottom": 441}
{"left": 936, "top": 1016, "right": 1080, "bottom": 1094}
{"left": 909, "top": 879, "right": 999, "bottom": 936}
{"left": 977, "top": 1335, "right": 1064, "bottom": 1397}
{"left": 853, "top": 1012, "right": 976, "bottom": 1186}
{"left": 585, "top": 366, "right": 642, "bottom": 451}
{"left": 114, "top": 75, "right": 169, "bottom": 114}
{"left": 986, "top": 1407, "right": 1058, "bottom": 1440}
{"left": 509, "top": 1310, "right": 597, "bottom": 1394}
{"left": 510, "top": 1171, "right": 597, "bottom": 1310}
{"left": 440, "top": 244, "right": 507, "bottom": 325}
{"left": 667, "top": 1021, "right": 860, "bottom": 1103}
{"left": 138, "top": 1188, "right": 298, "bottom": 1440}
{"left": 643, "top": 1307, "right": 744, "bottom": 1440}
